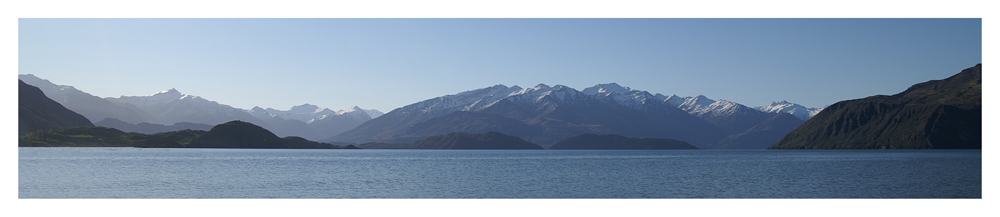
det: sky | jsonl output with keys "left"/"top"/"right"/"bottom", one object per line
{"left": 17, "top": 18, "right": 982, "bottom": 112}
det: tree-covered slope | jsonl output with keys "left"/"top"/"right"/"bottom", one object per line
{"left": 187, "top": 121, "right": 348, "bottom": 149}
{"left": 770, "top": 64, "right": 981, "bottom": 149}
{"left": 19, "top": 80, "right": 94, "bottom": 132}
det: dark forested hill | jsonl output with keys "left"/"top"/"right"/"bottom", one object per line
{"left": 187, "top": 121, "right": 351, "bottom": 149}
{"left": 770, "top": 64, "right": 981, "bottom": 149}
{"left": 19, "top": 80, "right": 94, "bottom": 132}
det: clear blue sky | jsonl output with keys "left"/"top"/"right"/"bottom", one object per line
{"left": 18, "top": 18, "right": 981, "bottom": 112}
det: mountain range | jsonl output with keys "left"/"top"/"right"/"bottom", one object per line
{"left": 18, "top": 74, "right": 382, "bottom": 141}
{"left": 18, "top": 74, "right": 157, "bottom": 124}
{"left": 330, "top": 83, "right": 809, "bottom": 149}
{"left": 20, "top": 74, "right": 824, "bottom": 149}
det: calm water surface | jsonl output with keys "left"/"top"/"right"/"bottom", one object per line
{"left": 18, "top": 147, "right": 981, "bottom": 198}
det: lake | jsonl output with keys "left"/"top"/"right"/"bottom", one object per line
{"left": 18, "top": 147, "right": 981, "bottom": 198}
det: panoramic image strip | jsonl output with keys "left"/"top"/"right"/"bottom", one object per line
{"left": 18, "top": 18, "right": 981, "bottom": 201}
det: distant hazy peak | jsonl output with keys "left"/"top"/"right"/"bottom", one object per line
{"left": 290, "top": 103, "right": 317, "bottom": 109}
{"left": 364, "top": 109, "right": 385, "bottom": 118}
{"left": 531, "top": 83, "right": 551, "bottom": 90}
{"left": 18, "top": 74, "right": 51, "bottom": 86}
{"left": 18, "top": 74, "right": 78, "bottom": 101}
{"left": 288, "top": 103, "right": 323, "bottom": 113}
{"left": 582, "top": 82, "right": 632, "bottom": 95}
{"left": 338, "top": 106, "right": 366, "bottom": 115}
{"left": 143, "top": 88, "right": 185, "bottom": 100}
{"left": 247, "top": 106, "right": 267, "bottom": 113}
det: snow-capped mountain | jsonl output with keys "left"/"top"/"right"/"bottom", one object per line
{"left": 653, "top": 93, "right": 805, "bottom": 141}
{"left": 106, "top": 88, "right": 265, "bottom": 126}
{"left": 332, "top": 82, "right": 808, "bottom": 149}
{"left": 248, "top": 103, "right": 380, "bottom": 125}
{"left": 331, "top": 83, "right": 728, "bottom": 148}
{"left": 18, "top": 74, "right": 156, "bottom": 124}
{"left": 259, "top": 104, "right": 336, "bottom": 123}
{"left": 655, "top": 94, "right": 687, "bottom": 107}
{"left": 390, "top": 84, "right": 524, "bottom": 117}
{"left": 581, "top": 83, "right": 682, "bottom": 114}
{"left": 309, "top": 106, "right": 374, "bottom": 139}
{"left": 754, "top": 101, "right": 824, "bottom": 120}
{"left": 247, "top": 104, "right": 380, "bottom": 141}
{"left": 313, "top": 106, "right": 372, "bottom": 123}
{"left": 659, "top": 94, "right": 810, "bottom": 122}
{"left": 677, "top": 95, "right": 717, "bottom": 114}
{"left": 693, "top": 100, "right": 758, "bottom": 118}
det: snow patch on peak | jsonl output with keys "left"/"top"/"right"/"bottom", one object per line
{"left": 306, "top": 105, "right": 374, "bottom": 124}
{"left": 109, "top": 88, "right": 192, "bottom": 110}
{"left": 754, "top": 101, "right": 825, "bottom": 120}
{"left": 146, "top": 88, "right": 185, "bottom": 101}
{"left": 397, "top": 84, "right": 523, "bottom": 116}
{"left": 678, "top": 95, "right": 716, "bottom": 113}
{"left": 252, "top": 103, "right": 339, "bottom": 123}
{"left": 662, "top": 94, "right": 686, "bottom": 107}
{"left": 309, "top": 105, "right": 372, "bottom": 123}
{"left": 338, "top": 106, "right": 365, "bottom": 115}
{"left": 155, "top": 88, "right": 180, "bottom": 95}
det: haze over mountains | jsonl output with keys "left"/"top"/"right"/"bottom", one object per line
{"left": 18, "top": 74, "right": 157, "bottom": 125}
{"left": 18, "top": 80, "right": 94, "bottom": 132}
{"left": 19, "top": 74, "right": 381, "bottom": 141}
{"left": 21, "top": 74, "right": 825, "bottom": 149}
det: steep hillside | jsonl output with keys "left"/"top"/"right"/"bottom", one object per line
{"left": 19, "top": 80, "right": 94, "bottom": 132}
{"left": 19, "top": 74, "right": 154, "bottom": 124}
{"left": 771, "top": 64, "right": 981, "bottom": 149}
